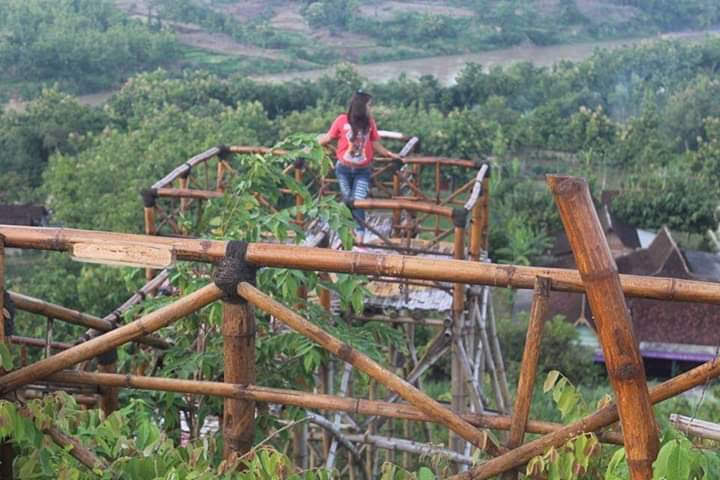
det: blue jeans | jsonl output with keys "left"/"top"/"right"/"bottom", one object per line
{"left": 336, "top": 163, "right": 371, "bottom": 233}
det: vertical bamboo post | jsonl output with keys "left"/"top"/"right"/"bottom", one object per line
{"left": 548, "top": 175, "right": 658, "bottom": 478}
{"left": 504, "top": 276, "right": 550, "bottom": 479}
{"left": 98, "top": 351, "right": 119, "bottom": 417}
{"left": 295, "top": 164, "right": 304, "bottom": 226}
{"left": 214, "top": 241, "right": 257, "bottom": 462}
{"left": 392, "top": 173, "right": 401, "bottom": 236}
{"left": 179, "top": 173, "right": 190, "bottom": 213}
{"left": 216, "top": 159, "right": 225, "bottom": 193}
{"left": 141, "top": 189, "right": 158, "bottom": 284}
{"left": 480, "top": 176, "right": 490, "bottom": 251}
{"left": 450, "top": 208, "right": 468, "bottom": 455}
{"left": 0, "top": 235, "right": 13, "bottom": 479}
{"left": 222, "top": 301, "right": 255, "bottom": 460}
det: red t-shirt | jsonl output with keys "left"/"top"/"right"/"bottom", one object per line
{"left": 327, "top": 114, "right": 380, "bottom": 168}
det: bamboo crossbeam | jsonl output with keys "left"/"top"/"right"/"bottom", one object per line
{"left": 152, "top": 147, "right": 220, "bottom": 189}
{"left": 0, "top": 284, "right": 222, "bottom": 394}
{"left": 506, "top": 277, "right": 550, "bottom": 453}
{"left": 8, "top": 291, "right": 170, "bottom": 349}
{"left": 464, "top": 165, "right": 489, "bottom": 211}
{"left": 550, "top": 175, "right": 658, "bottom": 479}
{"left": 228, "top": 146, "right": 288, "bottom": 156}
{"left": 22, "top": 389, "right": 97, "bottom": 406}
{"left": 5, "top": 226, "right": 720, "bottom": 304}
{"left": 47, "top": 370, "right": 624, "bottom": 444}
{"left": 353, "top": 199, "right": 451, "bottom": 217}
{"left": 669, "top": 414, "right": 720, "bottom": 441}
{"left": 449, "top": 348, "right": 720, "bottom": 479}
{"left": 103, "top": 269, "right": 170, "bottom": 324}
{"left": 236, "top": 282, "right": 496, "bottom": 453}
{"left": 378, "top": 156, "right": 477, "bottom": 168}
{"left": 155, "top": 188, "right": 222, "bottom": 200}
{"left": 345, "top": 433, "right": 475, "bottom": 465}
{"left": 10, "top": 335, "right": 71, "bottom": 351}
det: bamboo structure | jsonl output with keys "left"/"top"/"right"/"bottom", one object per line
{"left": 0, "top": 234, "right": 13, "bottom": 479}
{"left": 6, "top": 136, "right": 720, "bottom": 479}
{"left": 549, "top": 175, "right": 659, "bottom": 478}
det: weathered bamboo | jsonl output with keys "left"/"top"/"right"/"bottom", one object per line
{"left": 0, "top": 235, "right": 12, "bottom": 480}
{"left": 353, "top": 199, "right": 452, "bottom": 217}
{"left": 390, "top": 156, "right": 476, "bottom": 168}
{"left": 216, "top": 160, "right": 225, "bottom": 193}
{"left": 669, "top": 414, "right": 720, "bottom": 442}
{"left": 306, "top": 412, "right": 366, "bottom": 479}
{"left": 228, "top": 146, "right": 288, "bottom": 156}
{"left": 98, "top": 362, "right": 118, "bottom": 417}
{"left": 505, "top": 277, "right": 550, "bottom": 475}
{"left": 295, "top": 166, "right": 304, "bottom": 225}
{"left": 236, "top": 282, "right": 494, "bottom": 452}
{"left": 222, "top": 301, "right": 256, "bottom": 460}
{"left": 326, "top": 363, "right": 353, "bottom": 471}
{"left": 45, "top": 424, "right": 108, "bottom": 471}
{"left": 450, "top": 345, "right": 720, "bottom": 479}
{"left": 479, "top": 177, "right": 490, "bottom": 251}
{"left": 47, "top": 369, "right": 624, "bottom": 444}
{"left": 451, "top": 220, "right": 468, "bottom": 454}
{"left": 346, "top": 433, "right": 476, "bottom": 466}
{"left": 9, "top": 292, "right": 169, "bottom": 349}
{"left": 152, "top": 147, "right": 221, "bottom": 189}
{"left": 0, "top": 284, "right": 222, "bottom": 394}
{"left": 392, "top": 174, "right": 401, "bottom": 235}
{"left": 10, "top": 335, "right": 72, "bottom": 351}
{"left": 22, "top": 390, "right": 98, "bottom": 406}
{"left": 6, "top": 226, "right": 720, "bottom": 303}
{"left": 550, "top": 175, "right": 658, "bottom": 479}
{"left": 179, "top": 175, "right": 190, "bottom": 213}
{"left": 156, "top": 188, "right": 222, "bottom": 200}
{"left": 103, "top": 269, "right": 171, "bottom": 325}
{"left": 488, "top": 300, "right": 511, "bottom": 412}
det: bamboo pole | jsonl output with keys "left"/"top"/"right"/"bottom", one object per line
{"left": 7, "top": 226, "right": 720, "bottom": 304}
{"left": 549, "top": 175, "right": 658, "bottom": 478}
{"left": 236, "top": 282, "right": 496, "bottom": 453}
{"left": 98, "top": 361, "right": 118, "bottom": 417}
{"left": 179, "top": 175, "right": 190, "bottom": 213}
{"left": 103, "top": 269, "right": 171, "bottom": 326}
{"left": 669, "top": 414, "right": 720, "bottom": 442}
{"left": 326, "top": 363, "right": 353, "bottom": 471}
{"left": 0, "top": 235, "right": 12, "bottom": 479}
{"left": 451, "top": 218, "right": 468, "bottom": 454}
{"left": 392, "top": 174, "right": 401, "bottom": 236}
{"left": 45, "top": 424, "right": 108, "bottom": 470}
{"left": 504, "top": 277, "right": 550, "bottom": 480}
{"left": 0, "top": 284, "right": 222, "bottom": 394}
{"left": 48, "top": 369, "right": 624, "bottom": 444}
{"left": 222, "top": 301, "right": 256, "bottom": 460}
{"left": 488, "top": 300, "right": 511, "bottom": 412}
{"left": 353, "top": 199, "right": 452, "bottom": 217}
{"left": 346, "top": 433, "right": 476, "bottom": 466}
{"left": 295, "top": 165, "right": 304, "bottom": 225}
{"left": 143, "top": 190, "right": 157, "bottom": 283}
{"left": 216, "top": 160, "right": 225, "bottom": 193}
{"left": 306, "top": 412, "right": 366, "bottom": 479}
{"left": 156, "top": 188, "right": 222, "bottom": 200}
{"left": 152, "top": 147, "right": 220, "bottom": 189}
{"left": 9, "top": 292, "right": 170, "bottom": 349}
{"left": 10, "top": 335, "right": 72, "bottom": 351}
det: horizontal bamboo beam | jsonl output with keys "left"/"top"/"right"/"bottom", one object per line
{"left": 0, "top": 284, "right": 222, "bottom": 394}
{"left": 353, "top": 199, "right": 453, "bottom": 217}
{"left": 450, "top": 345, "right": 720, "bottom": 479}
{"left": 377, "top": 156, "right": 478, "bottom": 168}
{"left": 47, "top": 370, "right": 624, "bottom": 445}
{"left": 9, "top": 291, "right": 170, "bottom": 349}
{"left": 669, "top": 414, "right": 720, "bottom": 442}
{"left": 155, "top": 188, "right": 222, "bottom": 200}
{"left": 228, "top": 146, "right": 288, "bottom": 156}
{"left": 103, "top": 269, "right": 170, "bottom": 324}
{"left": 3, "top": 226, "right": 720, "bottom": 304}
{"left": 10, "top": 335, "right": 71, "bottom": 351}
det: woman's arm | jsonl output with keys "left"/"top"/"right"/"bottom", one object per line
{"left": 373, "top": 141, "right": 402, "bottom": 160}
{"left": 316, "top": 133, "right": 333, "bottom": 146}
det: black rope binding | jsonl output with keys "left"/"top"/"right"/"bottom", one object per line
{"left": 213, "top": 240, "right": 257, "bottom": 304}
{"left": 293, "top": 157, "right": 306, "bottom": 170}
{"left": 97, "top": 346, "right": 118, "bottom": 366}
{"left": 451, "top": 207, "right": 468, "bottom": 228}
{"left": 2, "top": 292, "right": 15, "bottom": 337}
{"left": 141, "top": 188, "right": 158, "bottom": 208}
{"left": 217, "top": 144, "right": 231, "bottom": 161}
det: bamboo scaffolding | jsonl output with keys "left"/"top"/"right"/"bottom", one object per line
{"left": 22, "top": 390, "right": 98, "bottom": 406}
{"left": 152, "top": 147, "right": 221, "bottom": 189}
{"left": 5, "top": 226, "right": 720, "bottom": 305}
{"left": 306, "top": 412, "right": 366, "bottom": 479}
{"left": 103, "top": 269, "right": 171, "bottom": 325}
{"left": 0, "top": 284, "right": 223, "bottom": 394}
{"left": 549, "top": 175, "right": 658, "bottom": 479}
{"left": 45, "top": 424, "right": 108, "bottom": 471}
{"left": 155, "top": 188, "right": 222, "bottom": 200}
{"left": 47, "top": 370, "right": 623, "bottom": 444}
{"left": 10, "top": 335, "right": 72, "bottom": 351}
{"left": 326, "top": 363, "right": 353, "bottom": 471}
{"left": 451, "top": 220, "right": 468, "bottom": 454}
{"left": 236, "top": 282, "right": 496, "bottom": 453}
{"left": 9, "top": 292, "right": 169, "bottom": 349}
{"left": 487, "top": 301, "right": 511, "bottom": 412}
{"left": 222, "top": 301, "right": 256, "bottom": 460}
{"left": 353, "top": 199, "right": 452, "bottom": 217}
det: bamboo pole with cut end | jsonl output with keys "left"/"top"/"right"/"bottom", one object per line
{"left": 47, "top": 369, "right": 625, "bottom": 445}
{"left": 549, "top": 175, "right": 658, "bottom": 478}
{"left": 0, "top": 284, "right": 223, "bottom": 394}
{"left": 222, "top": 301, "right": 256, "bottom": 460}
{"left": 503, "top": 277, "right": 550, "bottom": 480}
{"left": 7, "top": 226, "right": 720, "bottom": 304}
{"left": 45, "top": 425, "right": 108, "bottom": 471}
{"left": 236, "top": 282, "right": 497, "bottom": 454}
{"left": 9, "top": 292, "right": 170, "bottom": 349}
{"left": 669, "top": 414, "right": 720, "bottom": 442}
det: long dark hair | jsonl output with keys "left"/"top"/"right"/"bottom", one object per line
{"left": 347, "top": 90, "right": 372, "bottom": 141}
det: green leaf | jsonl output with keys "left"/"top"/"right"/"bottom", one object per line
{"left": 418, "top": 466, "right": 435, "bottom": 480}
{"left": 0, "top": 343, "right": 14, "bottom": 371}
{"left": 544, "top": 370, "right": 561, "bottom": 393}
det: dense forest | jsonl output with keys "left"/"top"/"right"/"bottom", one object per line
{"left": 2, "top": 0, "right": 720, "bottom": 478}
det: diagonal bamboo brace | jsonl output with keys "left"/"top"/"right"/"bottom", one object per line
{"left": 548, "top": 175, "right": 658, "bottom": 479}
{"left": 236, "top": 282, "right": 500, "bottom": 454}
{"left": 0, "top": 284, "right": 223, "bottom": 394}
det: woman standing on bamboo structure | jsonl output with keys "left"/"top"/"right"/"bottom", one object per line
{"left": 318, "top": 90, "right": 402, "bottom": 243}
